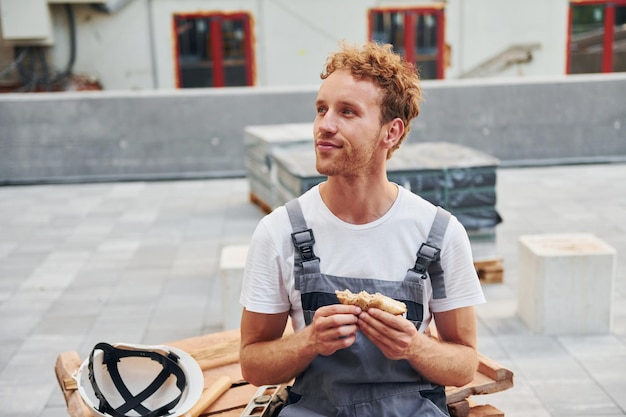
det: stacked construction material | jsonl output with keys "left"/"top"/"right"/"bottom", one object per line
{"left": 271, "top": 141, "right": 502, "bottom": 263}
{"left": 244, "top": 123, "right": 313, "bottom": 212}
{"left": 245, "top": 122, "right": 503, "bottom": 269}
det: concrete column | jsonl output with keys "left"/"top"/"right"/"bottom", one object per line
{"left": 219, "top": 245, "right": 249, "bottom": 330}
{"left": 517, "top": 234, "right": 616, "bottom": 334}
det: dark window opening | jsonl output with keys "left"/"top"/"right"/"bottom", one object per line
{"left": 369, "top": 7, "right": 445, "bottom": 79}
{"left": 174, "top": 13, "right": 254, "bottom": 88}
{"left": 568, "top": 1, "right": 626, "bottom": 74}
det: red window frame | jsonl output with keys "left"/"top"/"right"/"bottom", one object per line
{"left": 173, "top": 12, "right": 254, "bottom": 88}
{"left": 368, "top": 6, "right": 446, "bottom": 79}
{"left": 566, "top": 0, "right": 626, "bottom": 73}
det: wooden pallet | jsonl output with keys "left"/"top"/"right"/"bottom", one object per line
{"left": 249, "top": 192, "right": 273, "bottom": 215}
{"left": 55, "top": 327, "right": 513, "bottom": 417}
{"left": 474, "top": 258, "right": 504, "bottom": 284}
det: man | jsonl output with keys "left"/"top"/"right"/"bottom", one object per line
{"left": 239, "top": 42, "right": 485, "bottom": 416}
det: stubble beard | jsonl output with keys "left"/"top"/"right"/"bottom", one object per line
{"left": 315, "top": 136, "right": 380, "bottom": 178}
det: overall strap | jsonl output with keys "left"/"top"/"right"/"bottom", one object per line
{"left": 285, "top": 199, "right": 321, "bottom": 286}
{"left": 407, "top": 206, "right": 451, "bottom": 300}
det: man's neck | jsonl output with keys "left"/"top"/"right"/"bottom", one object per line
{"left": 319, "top": 176, "right": 398, "bottom": 225}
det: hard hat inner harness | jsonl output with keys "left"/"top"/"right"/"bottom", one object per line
{"left": 88, "top": 342, "right": 188, "bottom": 417}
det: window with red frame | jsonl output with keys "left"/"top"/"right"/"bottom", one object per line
{"left": 567, "top": 0, "right": 626, "bottom": 74}
{"left": 369, "top": 7, "right": 445, "bottom": 79}
{"left": 174, "top": 13, "right": 254, "bottom": 88}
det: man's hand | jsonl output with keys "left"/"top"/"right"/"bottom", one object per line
{"left": 357, "top": 306, "right": 480, "bottom": 387}
{"left": 240, "top": 304, "right": 361, "bottom": 386}
{"left": 357, "top": 308, "right": 420, "bottom": 360}
{"left": 309, "top": 304, "right": 361, "bottom": 356}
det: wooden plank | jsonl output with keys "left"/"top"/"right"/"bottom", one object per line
{"left": 205, "top": 384, "right": 258, "bottom": 415}
{"left": 468, "top": 404, "right": 505, "bottom": 417}
{"left": 474, "top": 258, "right": 504, "bottom": 284}
{"left": 446, "top": 368, "right": 513, "bottom": 404}
{"left": 55, "top": 351, "right": 81, "bottom": 395}
{"left": 478, "top": 353, "right": 514, "bottom": 382}
{"left": 249, "top": 192, "right": 272, "bottom": 214}
{"left": 54, "top": 352, "right": 94, "bottom": 417}
{"left": 448, "top": 399, "right": 471, "bottom": 417}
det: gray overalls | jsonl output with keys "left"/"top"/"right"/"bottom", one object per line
{"left": 279, "top": 199, "right": 452, "bottom": 417}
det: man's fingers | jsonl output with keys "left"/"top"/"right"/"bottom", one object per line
{"left": 308, "top": 304, "right": 362, "bottom": 356}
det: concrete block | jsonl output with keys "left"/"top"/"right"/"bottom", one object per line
{"left": 517, "top": 234, "right": 616, "bottom": 334}
{"left": 219, "top": 245, "right": 249, "bottom": 330}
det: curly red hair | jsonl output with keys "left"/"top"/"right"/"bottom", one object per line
{"left": 321, "top": 41, "right": 423, "bottom": 158}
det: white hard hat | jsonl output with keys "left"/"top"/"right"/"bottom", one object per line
{"left": 75, "top": 342, "right": 204, "bottom": 417}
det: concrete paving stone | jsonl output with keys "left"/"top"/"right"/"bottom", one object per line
{"left": 0, "top": 268, "right": 29, "bottom": 296}
{"left": 12, "top": 211, "right": 52, "bottom": 225}
{"left": 20, "top": 334, "right": 83, "bottom": 359}
{"left": 107, "top": 223, "right": 154, "bottom": 239}
{"left": 22, "top": 271, "right": 78, "bottom": 292}
{"left": 42, "top": 250, "right": 92, "bottom": 266}
{"left": 96, "top": 238, "right": 141, "bottom": 254}
{"left": 150, "top": 300, "right": 209, "bottom": 325}
{"left": 0, "top": 338, "right": 21, "bottom": 372}
{"left": 495, "top": 333, "right": 572, "bottom": 360}
{"left": 142, "top": 321, "right": 205, "bottom": 345}
{"left": 1, "top": 287, "right": 63, "bottom": 315}
{"left": 1, "top": 338, "right": 80, "bottom": 391}
{"left": 0, "top": 314, "right": 42, "bottom": 341}
{"left": 512, "top": 355, "right": 595, "bottom": 383}
{"left": 1, "top": 252, "right": 49, "bottom": 272}
{"left": 170, "top": 258, "right": 218, "bottom": 275}
{"left": 59, "top": 237, "right": 105, "bottom": 252}
{"left": 32, "top": 313, "right": 98, "bottom": 337}
{"left": 559, "top": 334, "right": 626, "bottom": 357}
{"left": 474, "top": 334, "right": 508, "bottom": 360}
{"left": 0, "top": 381, "right": 56, "bottom": 417}
{"left": 12, "top": 239, "right": 60, "bottom": 256}
{"left": 108, "top": 286, "right": 163, "bottom": 307}
{"left": 106, "top": 182, "right": 147, "bottom": 197}
{"left": 126, "top": 248, "right": 178, "bottom": 270}
{"left": 70, "top": 221, "right": 114, "bottom": 236}
{"left": 532, "top": 378, "right": 623, "bottom": 416}
{"left": 173, "top": 240, "right": 220, "bottom": 260}
{"left": 47, "top": 291, "right": 107, "bottom": 317}
{"left": 605, "top": 380, "right": 626, "bottom": 412}
{"left": 41, "top": 405, "right": 74, "bottom": 417}
{"left": 0, "top": 242, "right": 17, "bottom": 258}
{"left": 580, "top": 358, "right": 626, "bottom": 411}
{"left": 478, "top": 314, "right": 531, "bottom": 338}
{"left": 81, "top": 255, "right": 132, "bottom": 273}
{"left": 202, "top": 303, "right": 226, "bottom": 330}
{"left": 478, "top": 375, "right": 551, "bottom": 417}
{"left": 183, "top": 218, "right": 229, "bottom": 239}
{"left": 141, "top": 227, "right": 185, "bottom": 244}
{"left": 70, "top": 269, "right": 121, "bottom": 290}
{"left": 119, "top": 209, "right": 160, "bottom": 224}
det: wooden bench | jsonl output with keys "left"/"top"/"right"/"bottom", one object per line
{"left": 55, "top": 328, "right": 513, "bottom": 417}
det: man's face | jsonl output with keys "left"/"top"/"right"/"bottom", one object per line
{"left": 313, "top": 70, "right": 387, "bottom": 177}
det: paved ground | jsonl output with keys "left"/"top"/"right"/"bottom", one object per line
{"left": 0, "top": 163, "right": 625, "bottom": 417}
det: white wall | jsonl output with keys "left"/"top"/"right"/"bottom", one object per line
{"left": 258, "top": 0, "right": 370, "bottom": 86}
{"left": 49, "top": 1, "right": 155, "bottom": 90}
{"left": 448, "top": 0, "right": 569, "bottom": 78}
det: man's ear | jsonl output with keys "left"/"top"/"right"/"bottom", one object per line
{"left": 381, "top": 118, "right": 405, "bottom": 150}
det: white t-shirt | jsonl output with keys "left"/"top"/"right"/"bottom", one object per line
{"left": 240, "top": 184, "right": 486, "bottom": 332}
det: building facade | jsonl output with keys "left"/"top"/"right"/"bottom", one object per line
{"left": 0, "top": 0, "right": 624, "bottom": 91}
